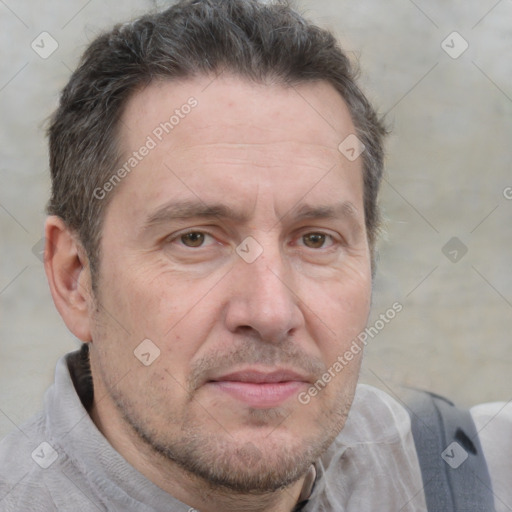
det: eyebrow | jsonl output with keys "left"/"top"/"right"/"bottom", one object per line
{"left": 291, "top": 201, "right": 361, "bottom": 222}
{"left": 287, "top": 201, "right": 364, "bottom": 238}
{"left": 141, "top": 198, "right": 363, "bottom": 232}
{"left": 142, "top": 199, "right": 248, "bottom": 231}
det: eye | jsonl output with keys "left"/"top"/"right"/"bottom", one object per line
{"left": 300, "top": 232, "right": 333, "bottom": 249}
{"left": 179, "top": 231, "right": 212, "bottom": 247}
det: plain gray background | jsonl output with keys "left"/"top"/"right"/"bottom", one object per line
{"left": 1, "top": 0, "right": 511, "bottom": 440}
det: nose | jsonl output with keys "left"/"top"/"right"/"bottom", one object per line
{"left": 223, "top": 244, "right": 305, "bottom": 343}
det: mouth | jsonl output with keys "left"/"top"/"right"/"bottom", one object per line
{"left": 205, "top": 369, "right": 311, "bottom": 408}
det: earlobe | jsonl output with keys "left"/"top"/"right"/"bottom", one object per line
{"left": 44, "top": 216, "right": 93, "bottom": 341}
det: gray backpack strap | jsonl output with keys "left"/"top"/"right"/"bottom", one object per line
{"left": 404, "top": 389, "right": 496, "bottom": 512}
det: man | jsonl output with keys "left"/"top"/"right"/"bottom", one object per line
{"left": 0, "top": 0, "right": 510, "bottom": 511}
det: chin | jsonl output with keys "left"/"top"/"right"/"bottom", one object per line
{"left": 173, "top": 433, "right": 320, "bottom": 494}
{"left": 144, "top": 409, "right": 344, "bottom": 494}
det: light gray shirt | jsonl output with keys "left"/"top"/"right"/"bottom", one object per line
{"left": 0, "top": 351, "right": 510, "bottom": 511}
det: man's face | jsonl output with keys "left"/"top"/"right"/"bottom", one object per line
{"left": 89, "top": 75, "right": 372, "bottom": 492}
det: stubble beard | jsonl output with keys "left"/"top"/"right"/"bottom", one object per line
{"left": 92, "top": 317, "right": 358, "bottom": 495}
{"left": 110, "top": 380, "right": 354, "bottom": 495}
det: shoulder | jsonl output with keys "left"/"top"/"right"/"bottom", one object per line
{"left": 313, "top": 384, "right": 428, "bottom": 511}
{"left": 470, "top": 399, "right": 512, "bottom": 431}
{"left": 0, "top": 413, "right": 56, "bottom": 511}
{"left": 0, "top": 351, "right": 91, "bottom": 512}
{"left": 471, "top": 401, "right": 512, "bottom": 511}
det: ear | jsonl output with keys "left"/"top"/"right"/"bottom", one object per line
{"left": 44, "top": 216, "right": 94, "bottom": 342}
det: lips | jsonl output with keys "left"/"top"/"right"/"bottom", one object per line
{"left": 206, "top": 368, "right": 310, "bottom": 408}
{"left": 211, "top": 369, "right": 309, "bottom": 384}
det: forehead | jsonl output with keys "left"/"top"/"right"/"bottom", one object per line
{"left": 110, "top": 75, "right": 363, "bottom": 225}
{"left": 119, "top": 74, "right": 356, "bottom": 155}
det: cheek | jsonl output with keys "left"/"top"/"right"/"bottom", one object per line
{"left": 98, "top": 257, "right": 183, "bottom": 335}
{"left": 306, "top": 265, "right": 372, "bottom": 363}
{"left": 96, "top": 263, "right": 224, "bottom": 378}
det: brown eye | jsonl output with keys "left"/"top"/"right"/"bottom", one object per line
{"left": 181, "top": 232, "right": 205, "bottom": 247}
{"left": 302, "top": 233, "right": 326, "bottom": 248}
